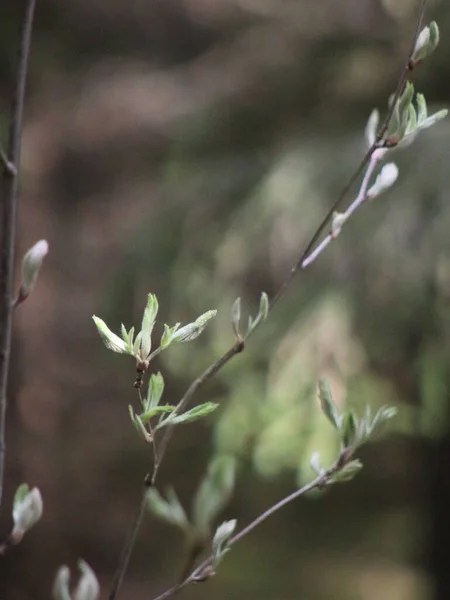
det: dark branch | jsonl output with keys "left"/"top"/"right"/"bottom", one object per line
{"left": 0, "top": 0, "right": 37, "bottom": 511}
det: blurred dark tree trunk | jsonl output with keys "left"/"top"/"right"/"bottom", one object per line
{"left": 427, "top": 434, "right": 450, "bottom": 600}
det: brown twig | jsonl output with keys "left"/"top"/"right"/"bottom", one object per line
{"left": 0, "top": 0, "right": 37, "bottom": 511}
{"left": 108, "top": 486, "right": 149, "bottom": 600}
{"left": 108, "top": 1, "right": 429, "bottom": 597}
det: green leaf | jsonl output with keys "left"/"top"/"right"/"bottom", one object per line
{"left": 212, "top": 519, "right": 237, "bottom": 567}
{"left": 340, "top": 412, "right": 358, "bottom": 448}
{"left": 172, "top": 310, "right": 217, "bottom": 343}
{"left": 133, "top": 331, "right": 143, "bottom": 357}
{"left": 398, "top": 82, "right": 415, "bottom": 139}
{"left": 92, "top": 316, "right": 128, "bottom": 354}
{"left": 230, "top": 297, "right": 241, "bottom": 337}
{"left": 128, "top": 406, "right": 152, "bottom": 442}
{"left": 140, "top": 405, "right": 174, "bottom": 425}
{"left": 13, "top": 483, "right": 30, "bottom": 516}
{"left": 145, "top": 372, "right": 165, "bottom": 410}
{"left": 416, "top": 94, "right": 427, "bottom": 123}
{"left": 146, "top": 487, "right": 190, "bottom": 532}
{"left": 412, "top": 21, "right": 440, "bottom": 64}
{"left": 329, "top": 459, "right": 363, "bottom": 484}
{"left": 192, "top": 455, "right": 236, "bottom": 536}
{"left": 121, "top": 324, "right": 129, "bottom": 345}
{"left": 366, "top": 405, "right": 398, "bottom": 439}
{"left": 318, "top": 379, "right": 340, "bottom": 429}
{"left": 128, "top": 326, "right": 135, "bottom": 349}
{"left": 160, "top": 323, "right": 180, "bottom": 349}
{"left": 246, "top": 291, "right": 270, "bottom": 336}
{"left": 416, "top": 109, "right": 448, "bottom": 132}
{"left": 156, "top": 402, "right": 219, "bottom": 429}
{"left": 140, "top": 294, "right": 159, "bottom": 359}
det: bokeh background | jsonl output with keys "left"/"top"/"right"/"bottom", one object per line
{"left": 1, "top": 0, "right": 450, "bottom": 598}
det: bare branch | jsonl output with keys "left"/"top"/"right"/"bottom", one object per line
{"left": 0, "top": 0, "right": 37, "bottom": 511}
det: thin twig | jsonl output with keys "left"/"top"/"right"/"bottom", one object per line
{"left": 302, "top": 149, "right": 383, "bottom": 268}
{"left": 150, "top": 452, "right": 349, "bottom": 600}
{"left": 108, "top": 2, "right": 429, "bottom": 596}
{"left": 152, "top": 339, "right": 245, "bottom": 485}
{"left": 0, "top": 0, "right": 37, "bottom": 511}
{"left": 270, "top": 0, "right": 428, "bottom": 311}
{"left": 108, "top": 486, "right": 149, "bottom": 600}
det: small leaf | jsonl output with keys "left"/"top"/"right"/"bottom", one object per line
{"left": 139, "top": 405, "right": 174, "bottom": 425}
{"left": 146, "top": 487, "right": 190, "bottom": 531}
{"left": 330, "top": 459, "right": 363, "bottom": 484}
{"left": 416, "top": 94, "right": 427, "bottom": 123}
{"left": 366, "top": 405, "right": 398, "bottom": 439}
{"left": 246, "top": 291, "right": 270, "bottom": 336}
{"left": 412, "top": 21, "right": 440, "bottom": 64}
{"left": 416, "top": 109, "right": 448, "bottom": 132}
{"left": 145, "top": 372, "right": 165, "bottom": 410}
{"left": 172, "top": 310, "right": 217, "bottom": 343}
{"left": 12, "top": 485, "right": 43, "bottom": 537}
{"left": 230, "top": 297, "right": 241, "bottom": 338}
{"left": 258, "top": 291, "right": 269, "bottom": 322}
{"left": 129, "top": 407, "right": 153, "bottom": 443}
{"left": 52, "top": 566, "right": 71, "bottom": 600}
{"left": 13, "top": 483, "right": 30, "bottom": 516}
{"left": 365, "top": 108, "right": 379, "bottom": 148}
{"left": 121, "top": 324, "right": 129, "bottom": 346}
{"left": 367, "top": 163, "right": 398, "bottom": 199}
{"left": 156, "top": 402, "right": 219, "bottom": 429}
{"left": 340, "top": 412, "right": 358, "bottom": 448}
{"left": 318, "top": 379, "right": 340, "bottom": 429}
{"left": 140, "top": 294, "right": 159, "bottom": 359}
{"left": 133, "top": 331, "right": 143, "bottom": 357}
{"left": 212, "top": 519, "right": 237, "bottom": 566}
{"left": 160, "top": 323, "right": 180, "bottom": 349}
{"left": 21, "top": 239, "right": 49, "bottom": 297}
{"left": 128, "top": 326, "right": 135, "bottom": 349}
{"left": 192, "top": 455, "right": 236, "bottom": 536}
{"left": 73, "top": 560, "right": 100, "bottom": 600}
{"left": 309, "top": 451, "right": 324, "bottom": 476}
{"left": 92, "top": 317, "right": 128, "bottom": 353}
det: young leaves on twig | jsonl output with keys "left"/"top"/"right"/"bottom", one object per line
{"left": 93, "top": 294, "right": 217, "bottom": 387}
{"left": 212, "top": 519, "right": 237, "bottom": 568}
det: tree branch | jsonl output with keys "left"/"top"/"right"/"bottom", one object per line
{"left": 150, "top": 451, "right": 350, "bottom": 600}
{"left": 0, "top": 0, "right": 37, "bottom": 511}
{"left": 108, "top": 1, "right": 429, "bottom": 596}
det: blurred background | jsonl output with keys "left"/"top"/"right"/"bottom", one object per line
{"left": 1, "top": 0, "right": 450, "bottom": 598}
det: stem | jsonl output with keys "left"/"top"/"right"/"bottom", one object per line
{"left": 108, "top": 486, "right": 149, "bottom": 600}
{"left": 301, "top": 150, "right": 382, "bottom": 268}
{"left": 0, "top": 0, "right": 37, "bottom": 511}
{"left": 152, "top": 340, "right": 244, "bottom": 484}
